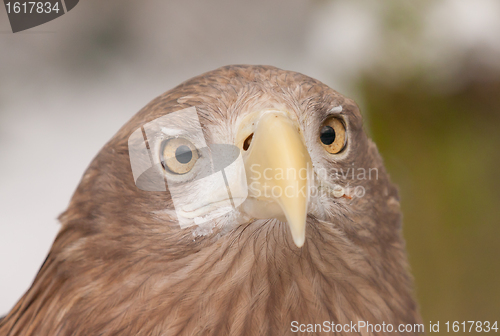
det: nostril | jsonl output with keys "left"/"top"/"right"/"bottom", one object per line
{"left": 243, "top": 133, "right": 254, "bottom": 151}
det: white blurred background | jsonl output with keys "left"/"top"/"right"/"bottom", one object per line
{"left": 1, "top": 0, "right": 500, "bottom": 326}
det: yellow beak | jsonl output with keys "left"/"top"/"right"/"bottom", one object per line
{"left": 239, "top": 111, "right": 312, "bottom": 247}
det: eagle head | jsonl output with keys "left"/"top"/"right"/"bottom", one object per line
{"left": 0, "top": 65, "right": 421, "bottom": 336}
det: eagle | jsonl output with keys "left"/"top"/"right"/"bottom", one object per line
{"left": 0, "top": 65, "right": 421, "bottom": 335}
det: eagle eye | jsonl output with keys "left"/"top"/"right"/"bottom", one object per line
{"left": 160, "top": 138, "right": 199, "bottom": 174}
{"left": 320, "top": 117, "right": 346, "bottom": 154}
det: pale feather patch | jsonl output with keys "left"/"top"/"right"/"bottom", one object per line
{"left": 329, "top": 105, "right": 343, "bottom": 113}
{"left": 161, "top": 127, "right": 185, "bottom": 136}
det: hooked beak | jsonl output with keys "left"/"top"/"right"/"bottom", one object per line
{"left": 239, "top": 111, "right": 312, "bottom": 247}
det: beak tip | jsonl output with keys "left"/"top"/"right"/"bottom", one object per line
{"left": 291, "top": 232, "right": 306, "bottom": 248}
{"left": 285, "top": 214, "right": 307, "bottom": 249}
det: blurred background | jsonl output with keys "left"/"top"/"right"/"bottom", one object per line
{"left": 1, "top": 0, "right": 499, "bottom": 331}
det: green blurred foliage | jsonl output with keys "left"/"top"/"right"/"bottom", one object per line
{"left": 360, "top": 77, "right": 500, "bottom": 330}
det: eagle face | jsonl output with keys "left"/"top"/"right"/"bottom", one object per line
{"left": 126, "top": 65, "right": 371, "bottom": 248}
{"left": 0, "top": 65, "right": 421, "bottom": 336}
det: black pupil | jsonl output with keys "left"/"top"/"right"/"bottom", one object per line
{"left": 320, "top": 126, "right": 336, "bottom": 145}
{"left": 175, "top": 145, "right": 192, "bottom": 164}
